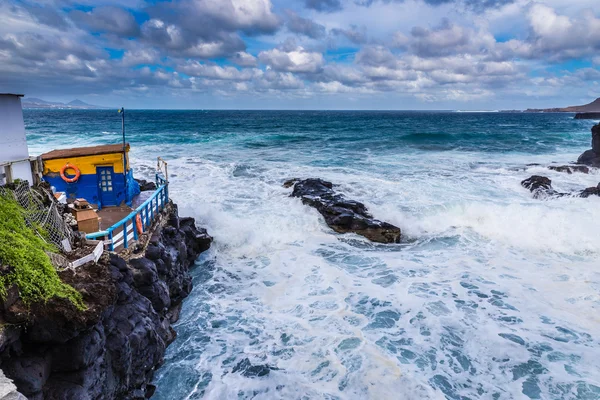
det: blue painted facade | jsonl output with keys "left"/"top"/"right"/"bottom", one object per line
{"left": 41, "top": 144, "right": 141, "bottom": 209}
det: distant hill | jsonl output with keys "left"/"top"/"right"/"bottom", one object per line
{"left": 22, "top": 98, "right": 107, "bottom": 109}
{"left": 525, "top": 97, "right": 600, "bottom": 113}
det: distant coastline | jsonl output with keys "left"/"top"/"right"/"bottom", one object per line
{"left": 524, "top": 97, "right": 600, "bottom": 113}
{"left": 22, "top": 97, "right": 107, "bottom": 109}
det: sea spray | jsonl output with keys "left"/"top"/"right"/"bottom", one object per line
{"left": 24, "top": 110, "right": 600, "bottom": 399}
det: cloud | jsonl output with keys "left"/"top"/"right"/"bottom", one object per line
{"left": 178, "top": 61, "right": 262, "bottom": 80}
{"left": 24, "top": 4, "right": 70, "bottom": 31}
{"left": 409, "top": 19, "right": 495, "bottom": 58}
{"left": 305, "top": 0, "right": 343, "bottom": 13}
{"left": 331, "top": 25, "right": 368, "bottom": 44}
{"left": 231, "top": 51, "right": 258, "bottom": 67}
{"left": 121, "top": 48, "right": 160, "bottom": 67}
{"left": 286, "top": 11, "right": 326, "bottom": 39}
{"left": 70, "top": 6, "right": 140, "bottom": 37}
{"left": 0, "top": 0, "right": 598, "bottom": 107}
{"left": 328, "top": 0, "right": 515, "bottom": 13}
{"left": 522, "top": 4, "right": 600, "bottom": 60}
{"left": 138, "top": 0, "right": 280, "bottom": 59}
{"left": 259, "top": 46, "right": 324, "bottom": 73}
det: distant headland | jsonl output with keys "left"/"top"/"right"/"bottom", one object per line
{"left": 524, "top": 97, "right": 600, "bottom": 113}
{"left": 22, "top": 97, "right": 107, "bottom": 109}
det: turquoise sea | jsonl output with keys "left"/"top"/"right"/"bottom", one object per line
{"left": 24, "top": 110, "right": 600, "bottom": 399}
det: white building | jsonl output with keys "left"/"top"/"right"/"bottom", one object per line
{"left": 0, "top": 93, "right": 35, "bottom": 186}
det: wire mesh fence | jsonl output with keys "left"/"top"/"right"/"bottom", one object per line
{"left": 0, "top": 182, "right": 73, "bottom": 251}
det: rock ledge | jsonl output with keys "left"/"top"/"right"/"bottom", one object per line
{"left": 286, "top": 178, "right": 401, "bottom": 243}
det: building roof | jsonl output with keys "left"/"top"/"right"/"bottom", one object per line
{"left": 41, "top": 143, "right": 130, "bottom": 160}
{"left": 0, "top": 93, "right": 24, "bottom": 97}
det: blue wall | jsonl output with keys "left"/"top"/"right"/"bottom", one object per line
{"left": 45, "top": 173, "right": 127, "bottom": 208}
{"left": 45, "top": 169, "right": 140, "bottom": 208}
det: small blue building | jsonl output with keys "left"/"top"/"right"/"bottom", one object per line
{"left": 41, "top": 143, "right": 140, "bottom": 209}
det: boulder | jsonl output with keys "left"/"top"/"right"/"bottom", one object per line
{"left": 134, "top": 179, "right": 157, "bottom": 192}
{"left": 579, "top": 183, "right": 600, "bottom": 198}
{"left": 521, "top": 175, "right": 562, "bottom": 199}
{"left": 287, "top": 178, "right": 401, "bottom": 243}
{"left": 521, "top": 176, "right": 600, "bottom": 199}
{"left": 577, "top": 124, "right": 600, "bottom": 167}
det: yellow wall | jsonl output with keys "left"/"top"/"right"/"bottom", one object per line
{"left": 43, "top": 152, "right": 130, "bottom": 175}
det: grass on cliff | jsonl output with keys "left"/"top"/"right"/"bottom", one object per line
{"left": 0, "top": 193, "right": 85, "bottom": 310}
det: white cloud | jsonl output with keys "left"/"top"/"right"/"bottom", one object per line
{"left": 258, "top": 46, "right": 324, "bottom": 73}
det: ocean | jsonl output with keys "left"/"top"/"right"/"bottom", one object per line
{"left": 24, "top": 110, "right": 600, "bottom": 399}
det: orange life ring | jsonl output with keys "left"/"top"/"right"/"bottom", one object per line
{"left": 60, "top": 163, "right": 81, "bottom": 183}
{"left": 136, "top": 214, "right": 144, "bottom": 235}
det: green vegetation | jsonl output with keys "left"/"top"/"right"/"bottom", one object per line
{"left": 0, "top": 193, "right": 85, "bottom": 310}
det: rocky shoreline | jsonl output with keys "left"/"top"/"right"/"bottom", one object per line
{"left": 521, "top": 123, "right": 600, "bottom": 199}
{"left": 0, "top": 203, "right": 212, "bottom": 400}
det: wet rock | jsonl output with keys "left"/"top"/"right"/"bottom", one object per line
{"left": 134, "top": 179, "right": 157, "bottom": 192}
{"left": 577, "top": 124, "right": 600, "bottom": 167}
{"left": 579, "top": 183, "right": 600, "bottom": 198}
{"left": 547, "top": 165, "right": 589, "bottom": 174}
{"left": 521, "top": 176, "right": 563, "bottom": 199}
{"left": 287, "top": 178, "right": 401, "bottom": 243}
{"left": 521, "top": 176, "right": 600, "bottom": 199}
{"left": 2, "top": 354, "right": 51, "bottom": 396}
{"left": 232, "top": 358, "right": 279, "bottom": 377}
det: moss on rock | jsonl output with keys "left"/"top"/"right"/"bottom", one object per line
{"left": 0, "top": 193, "right": 84, "bottom": 310}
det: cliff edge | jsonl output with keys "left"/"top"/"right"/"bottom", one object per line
{"left": 0, "top": 202, "right": 212, "bottom": 399}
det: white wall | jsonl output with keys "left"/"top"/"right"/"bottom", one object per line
{"left": 0, "top": 95, "right": 34, "bottom": 185}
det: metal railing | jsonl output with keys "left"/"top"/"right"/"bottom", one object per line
{"left": 86, "top": 172, "right": 169, "bottom": 251}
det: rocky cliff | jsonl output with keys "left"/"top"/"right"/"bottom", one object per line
{"left": 577, "top": 124, "right": 600, "bottom": 167}
{"left": 0, "top": 203, "right": 212, "bottom": 399}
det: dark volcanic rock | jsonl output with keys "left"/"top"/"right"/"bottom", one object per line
{"left": 574, "top": 112, "right": 600, "bottom": 119}
{"left": 521, "top": 175, "right": 600, "bottom": 199}
{"left": 287, "top": 178, "right": 401, "bottom": 243}
{"left": 521, "top": 176, "right": 563, "bottom": 199}
{"left": 547, "top": 165, "right": 589, "bottom": 174}
{"left": 135, "top": 179, "right": 157, "bottom": 192}
{"left": 0, "top": 203, "right": 212, "bottom": 400}
{"left": 577, "top": 124, "right": 600, "bottom": 167}
{"left": 579, "top": 183, "right": 600, "bottom": 198}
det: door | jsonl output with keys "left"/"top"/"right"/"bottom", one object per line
{"left": 97, "top": 167, "right": 117, "bottom": 207}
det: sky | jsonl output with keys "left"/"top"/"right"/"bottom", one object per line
{"left": 1, "top": 0, "right": 599, "bottom": 109}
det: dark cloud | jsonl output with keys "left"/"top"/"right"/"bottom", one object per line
{"left": 70, "top": 6, "right": 140, "bottom": 37}
{"left": 410, "top": 19, "right": 478, "bottom": 58}
{"left": 286, "top": 11, "right": 326, "bottom": 39}
{"left": 331, "top": 25, "right": 368, "bottom": 44}
{"left": 24, "top": 4, "right": 70, "bottom": 31}
{"left": 348, "top": 0, "right": 515, "bottom": 13}
{"left": 305, "top": 0, "right": 343, "bottom": 13}
{"left": 138, "top": 0, "right": 281, "bottom": 59}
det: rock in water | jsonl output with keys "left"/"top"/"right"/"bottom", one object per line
{"left": 521, "top": 176, "right": 600, "bottom": 199}
{"left": 521, "top": 176, "right": 562, "bottom": 199}
{"left": 579, "top": 183, "right": 600, "bottom": 198}
{"left": 547, "top": 165, "right": 589, "bottom": 174}
{"left": 287, "top": 178, "right": 401, "bottom": 243}
{"left": 577, "top": 124, "right": 600, "bottom": 167}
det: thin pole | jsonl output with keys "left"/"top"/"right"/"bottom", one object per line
{"left": 121, "top": 107, "right": 128, "bottom": 203}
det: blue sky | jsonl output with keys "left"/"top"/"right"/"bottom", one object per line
{"left": 1, "top": 0, "right": 599, "bottom": 109}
